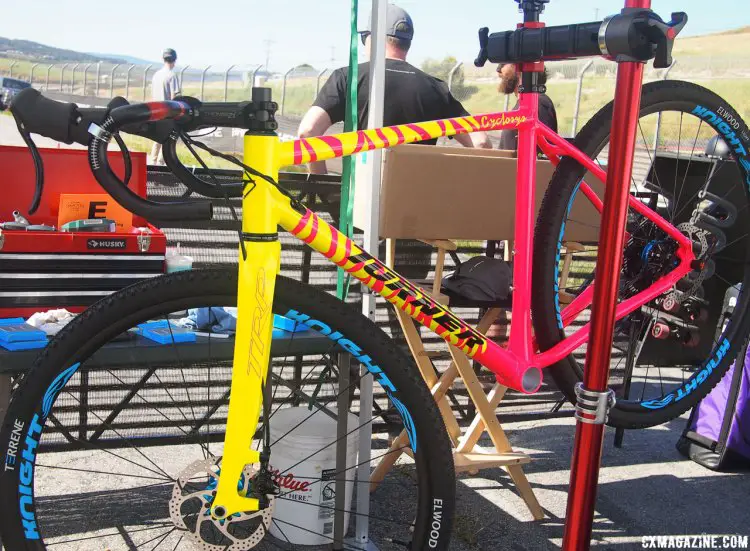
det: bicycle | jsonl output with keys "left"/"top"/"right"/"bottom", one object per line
{"left": 3, "top": 0, "right": 750, "bottom": 549}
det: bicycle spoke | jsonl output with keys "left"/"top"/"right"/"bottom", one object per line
{"left": 271, "top": 518, "right": 298, "bottom": 551}
{"left": 101, "top": 368, "right": 209, "bottom": 454}
{"left": 35, "top": 462, "right": 168, "bottom": 482}
{"left": 138, "top": 526, "right": 177, "bottom": 549}
{"left": 169, "top": 534, "right": 184, "bottom": 551}
{"left": 270, "top": 370, "right": 366, "bottom": 449}
{"left": 45, "top": 524, "right": 175, "bottom": 546}
{"left": 57, "top": 389, "right": 173, "bottom": 481}
{"left": 205, "top": 332, "right": 213, "bottom": 459}
{"left": 638, "top": 119, "right": 665, "bottom": 194}
{"left": 274, "top": 391, "right": 376, "bottom": 477}
{"left": 164, "top": 320, "right": 203, "bottom": 458}
{"left": 268, "top": 341, "right": 342, "bottom": 423}
{"left": 671, "top": 112, "right": 688, "bottom": 223}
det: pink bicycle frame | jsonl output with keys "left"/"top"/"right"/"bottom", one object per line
{"left": 285, "top": 89, "right": 695, "bottom": 394}
{"left": 470, "top": 93, "right": 694, "bottom": 385}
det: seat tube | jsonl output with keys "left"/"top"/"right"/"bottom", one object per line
{"left": 508, "top": 74, "right": 540, "bottom": 365}
{"left": 212, "top": 130, "right": 282, "bottom": 518}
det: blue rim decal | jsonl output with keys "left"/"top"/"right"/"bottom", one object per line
{"left": 42, "top": 363, "right": 80, "bottom": 420}
{"left": 19, "top": 362, "right": 81, "bottom": 540}
{"left": 641, "top": 338, "right": 730, "bottom": 409}
{"left": 554, "top": 182, "right": 582, "bottom": 329}
{"left": 390, "top": 395, "right": 417, "bottom": 451}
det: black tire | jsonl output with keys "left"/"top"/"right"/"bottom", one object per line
{"left": 0, "top": 269, "right": 455, "bottom": 550}
{"left": 532, "top": 81, "right": 750, "bottom": 428}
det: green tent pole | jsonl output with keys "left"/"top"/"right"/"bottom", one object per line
{"left": 336, "top": 0, "right": 359, "bottom": 300}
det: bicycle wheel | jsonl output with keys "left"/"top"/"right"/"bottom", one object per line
{"left": 533, "top": 80, "right": 750, "bottom": 428}
{"left": 0, "top": 269, "right": 454, "bottom": 550}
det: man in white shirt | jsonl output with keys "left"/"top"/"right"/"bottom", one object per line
{"left": 149, "top": 48, "right": 181, "bottom": 164}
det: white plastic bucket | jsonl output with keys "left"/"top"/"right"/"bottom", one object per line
{"left": 268, "top": 407, "right": 359, "bottom": 545}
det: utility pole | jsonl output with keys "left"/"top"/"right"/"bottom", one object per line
{"left": 330, "top": 46, "right": 336, "bottom": 66}
{"left": 263, "top": 39, "right": 274, "bottom": 71}
{"left": 594, "top": 8, "right": 600, "bottom": 19}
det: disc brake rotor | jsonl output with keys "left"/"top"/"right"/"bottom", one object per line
{"left": 170, "top": 456, "right": 275, "bottom": 550}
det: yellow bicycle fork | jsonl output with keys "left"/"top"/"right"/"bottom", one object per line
{"left": 212, "top": 131, "right": 292, "bottom": 518}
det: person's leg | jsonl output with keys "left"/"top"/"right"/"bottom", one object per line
{"left": 149, "top": 142, "right": 163, "bottom": 165}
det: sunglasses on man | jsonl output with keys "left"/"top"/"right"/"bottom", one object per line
{"left": 360, "top": 31, "right": 371, "bottom": 45}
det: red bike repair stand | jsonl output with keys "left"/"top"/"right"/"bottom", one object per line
{"left": 562, "top": 0, "right": 651, "bottom": 549}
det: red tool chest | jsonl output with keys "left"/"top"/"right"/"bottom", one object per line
{"left": 0, "top": 145, "right": 166, "bottom": 318}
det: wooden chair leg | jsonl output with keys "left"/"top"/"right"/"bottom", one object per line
{"left": 449, "top": 346, "right": 544, "bottom": 520}
{"left": 559, "top": 242, "right": 585, "bottom": 305}
{"left": 370, "top": 431, "right": 410, "bottom": 491}
{"left": 380, "top": 241, "right": 543, "bottom": 519}
{"left": 506, "top": 464, "right": 545, "bottom": 520}
{"left": 394, "top": 308, "right": 461, "bottom": 442}
{"left": 456, "top": 383, "right": 507, "bottom": 453}
{"left": 370, "top": 362, "right": 458, "bottom": 491}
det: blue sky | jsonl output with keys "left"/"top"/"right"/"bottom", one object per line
{"left": 4, "top": 1, "right": 748, "bottom": 71}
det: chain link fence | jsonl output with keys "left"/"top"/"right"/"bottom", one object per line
{"left": 2, "top": 54, "right": 748, "bottom": 150}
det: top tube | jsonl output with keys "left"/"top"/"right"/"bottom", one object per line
{"left": 279, "top": 104, "right": 536, "bottom": 168}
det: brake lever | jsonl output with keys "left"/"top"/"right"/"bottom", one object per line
{"left": 11, "top": 113, "right": 44, "bottom": 215}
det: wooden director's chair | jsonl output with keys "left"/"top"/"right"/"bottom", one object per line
{"left": 361, "top": 144, "right": 604, "bottom": 520}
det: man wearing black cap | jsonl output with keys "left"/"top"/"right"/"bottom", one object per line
{"left": 299, "top": 3, "right": 490, "bottom": 174}
{"left": 149, "top": 48, "right": 181, "bottom": 164}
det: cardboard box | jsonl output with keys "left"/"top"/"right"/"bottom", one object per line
{"left": 366, "top": 144, "right": 603, "bottom": 242}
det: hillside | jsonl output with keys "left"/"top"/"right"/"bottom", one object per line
{"left": 673, "top": 26, "right": 750, "bottom": 59}
{"left": 0, "top": 37, "right": 124, "bottom": 63}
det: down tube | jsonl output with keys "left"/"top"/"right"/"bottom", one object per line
{"left": 277, "top": 205, "right": 543, "bottom": 394}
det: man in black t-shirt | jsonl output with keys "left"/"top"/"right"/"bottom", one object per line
{"left": 497, "top": 63, "right": 558, "bottom": 151}
{"left": 298, "top": 3, "right": 491, "bottom": 174}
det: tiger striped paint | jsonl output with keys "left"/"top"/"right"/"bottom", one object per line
{"left": 285, "top": 206, "right": 490, "bottom": 357}
{"left": 279, "top": 110, "right": 529, "bottom": 167}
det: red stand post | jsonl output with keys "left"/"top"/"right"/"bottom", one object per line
{"left": 562, "top": 1, "right": 650, "bottom": 548}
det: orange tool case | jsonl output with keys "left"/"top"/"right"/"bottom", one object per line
{"left": 0, "top": 145, "right": 166, "bottom": 317}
